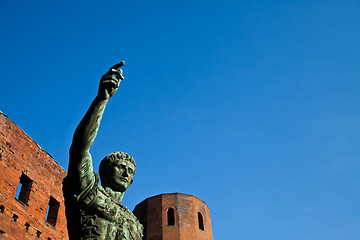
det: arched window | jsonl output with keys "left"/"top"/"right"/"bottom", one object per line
{"left": 198, "top": 212, "right": 204, "bottom": 230}
{"left": 167, "top": 208, "right": 175, "bottom": 225}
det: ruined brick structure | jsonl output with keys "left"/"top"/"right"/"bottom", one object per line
{"left": 0, "top": 111, "right": 213, "bottom": 240}
{"left": 133, "top": 193, "right": 213, "bottom": 240}
{"left": 0, "top": 111, "right": 68, "bottom": 239}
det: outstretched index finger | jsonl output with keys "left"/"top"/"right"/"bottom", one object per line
{"left": 111, "top": 61, "right": 125, "bottom": 70}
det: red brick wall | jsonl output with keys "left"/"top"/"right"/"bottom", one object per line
{"left": 0, "top": 111, "right": 68, "bottom": 240}
{"left": 134, "top": 193, "right": 213, "bottom": 240}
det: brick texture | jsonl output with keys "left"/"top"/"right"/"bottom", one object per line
{"left": 133, "top": 193, "right": 213, "bottom": 240}
{"left": 0, "top": 112, "right": 68, "bottom": 240}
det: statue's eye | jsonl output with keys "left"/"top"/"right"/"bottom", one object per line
{"left": 128, "top": 169, "right": 133, "bottom": 174}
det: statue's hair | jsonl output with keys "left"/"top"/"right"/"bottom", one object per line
{"left": 99, "top": 152, "right": 136, "bottom": 186}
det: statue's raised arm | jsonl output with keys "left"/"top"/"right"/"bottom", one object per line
{"left": 68, "top": 61, "right": 125, "bottom": 195}
{"left": 65, "top": 61, "right": 143, "bottom": 240}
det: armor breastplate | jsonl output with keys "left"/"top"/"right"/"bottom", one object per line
{"left": 70, "top": 173, "right": 143, "bottom": 240}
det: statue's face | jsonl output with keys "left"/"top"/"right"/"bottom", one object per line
{"left": 107, "top": 160, "right": 135, "bottom": 192}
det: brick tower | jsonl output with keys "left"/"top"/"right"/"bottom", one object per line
{"left": 133, "top": 193, "right": 213, "bottom": 240}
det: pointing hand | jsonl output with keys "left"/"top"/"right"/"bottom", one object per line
{"left": 98, "top": 61, "right": 125, "bottom": 100}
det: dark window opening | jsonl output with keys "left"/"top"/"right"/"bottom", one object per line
{"left": 12, "top": 214, "right": 18, "bottom": 222}
{"left": 198, "top": 212, "right": 204, "bottom": 230}
{"left": 15, "top": 173, "right": 33, "bottom": 205}
{"left": 47, "top": 238, "right": 52, "bottom": 240}
{"left": 36, "top": 230, "right": 41, "bottom": 238}
{"left": 0, "top": 229, "right": 5, "bottom": 235}
{"left": 0, "top": 204, "right": 4, "bottom": 213}
{"left": 139, "top": 215, "right": 147, "bottom": 239}
{"left": 46, "top": 196, "right": 60, "bottom": 227}
{"left": 25, "top": 222, "right": 30, "bottom": 232}
{"left": 139, "top": 216, "right": 144, "bottom": 225}
{"left": 167, "top": 208, "right": 175, "bottom": 226}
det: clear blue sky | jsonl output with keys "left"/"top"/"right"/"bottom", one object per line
{"left": 1, "top": 0, "right": 359, "bottom": 239}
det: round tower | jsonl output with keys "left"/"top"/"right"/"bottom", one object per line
{"left": 133, "top": 193, "right": 213, "bottom": 240}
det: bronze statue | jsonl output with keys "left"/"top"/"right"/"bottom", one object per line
{"left": 63, "top": 62, "right": 143, "bottom": 239}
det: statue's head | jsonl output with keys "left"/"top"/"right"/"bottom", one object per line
{"left": 99, "top": 152, "right": 136, "bottom": 192}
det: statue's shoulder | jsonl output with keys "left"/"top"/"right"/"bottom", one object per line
{"left": 63, "top": 172, "right": 100, "bottom": 209}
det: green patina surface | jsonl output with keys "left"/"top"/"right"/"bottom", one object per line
{"left": 63, "top": 62, "right": 143, "bottom": 239}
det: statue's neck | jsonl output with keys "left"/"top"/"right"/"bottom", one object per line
{"left": 104, "top": 186, "right": 124, "bottom": 203}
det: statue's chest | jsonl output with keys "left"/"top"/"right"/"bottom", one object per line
{"left": 80, "top": 187, "right": 143, "bottom": 239}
